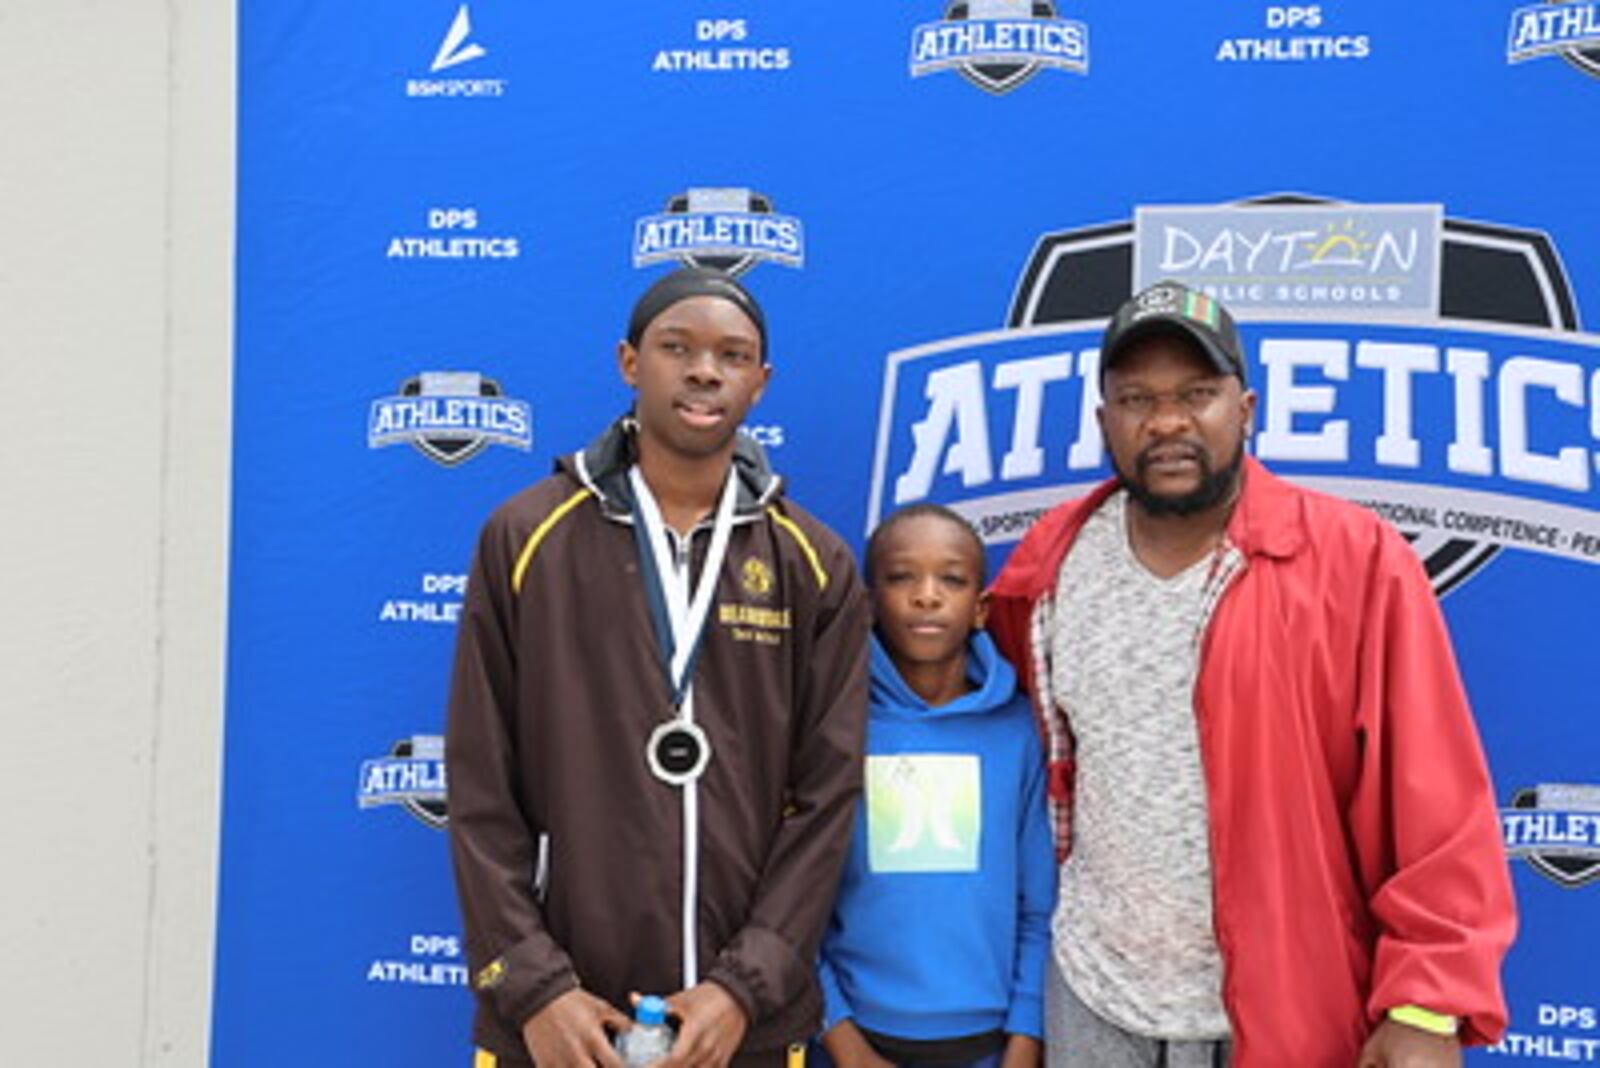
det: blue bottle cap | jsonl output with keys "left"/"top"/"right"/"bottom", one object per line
{"left": 636, "top": 995, "right": 669, "bottom": 1027}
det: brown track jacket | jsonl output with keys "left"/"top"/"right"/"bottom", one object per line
{"left": 446, "top": 416, "right": 869, "bottom": 1062}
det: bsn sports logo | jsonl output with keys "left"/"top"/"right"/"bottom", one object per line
{"left": 634, "top": 188, "right": 804, "bottom": 276}
{"left": 368, "top": 371, "right": 532, "bottom": 467}
{"left": 431, "top": 4, "right": 486, "bottom": 71}
{"left": 1503, "top": 783, "right": 1600, "bottom": 888}
{"left": 1507, "top": 0, "right": 1600, "bottom": 77}
{"left": 358, "top": 735, "right": 448, "bottom": 830}
{"left": 869, "top": 194, "right": 1600, "bottom": 596}
{"left": 909, "top": 0, "right": 1089, "bottom": 95}
{"left": 407, "top": 4, "right": 507, "bottom": 97}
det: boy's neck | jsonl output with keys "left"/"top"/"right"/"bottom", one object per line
{"left": 894, "top": 651, "right": 971, "bottom": 707}
{"left": 635, "top": 436, "right": 735, "bottom": 536}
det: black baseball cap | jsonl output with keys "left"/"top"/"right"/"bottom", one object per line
{"left": 1100, "top": 281, "right": 1247, "bottom": 384}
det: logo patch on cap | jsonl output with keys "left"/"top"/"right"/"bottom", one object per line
{"left": 1183, "top": 290, "right": 1221, "bottom": 328}
{"left": 1131, "top": 284, "right": 1218, "bottom": 329}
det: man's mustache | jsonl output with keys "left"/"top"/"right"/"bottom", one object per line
{"left": 1135, "top": 442, "right": 1207, "bottom": 475}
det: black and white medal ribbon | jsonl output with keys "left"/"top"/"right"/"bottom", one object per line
{"left": 627, "top": 463, "right": 739, "bottom": 987}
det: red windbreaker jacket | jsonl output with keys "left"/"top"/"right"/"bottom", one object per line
{"left": 987, "top": 457, "right": 1515, "bottom": 1066}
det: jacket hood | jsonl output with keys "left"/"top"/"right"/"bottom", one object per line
{"left": 869, "top": 629, "right": 1017, "bottom": 720}
{"left": 557, "top": 412, "right": 782, "bottom": 521}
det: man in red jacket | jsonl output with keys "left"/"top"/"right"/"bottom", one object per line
{"left": 987, "top": 281, "right": 1515, "bottom": 1068}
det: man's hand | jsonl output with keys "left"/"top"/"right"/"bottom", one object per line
{"left": 521, "top": 988, "right": 630, "bottom": 1068}
{"left": 1357, "top": 1018, "right": 1461, "bottom": 1068}
{"left": 819, "top": 1019, "right": 894, "bottom": 1068}
{"left": 658, "top": 981, "right": 749, "bottom": 1068}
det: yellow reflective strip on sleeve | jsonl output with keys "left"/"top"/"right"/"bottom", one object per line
{"left": 474, "top": 1049, "right": 497, "bottom": 1068}
{"left": 1388, "top": 1004, "right": 1459, "bottom": 1036}
{"left": 511, "top": 488, "right": 594, "bottom": 595}
{"left": 474, "top": 957, "right": 506, "bottom": 991}
{"left": 767, "top": 507, "right": 828, "bottom": 591}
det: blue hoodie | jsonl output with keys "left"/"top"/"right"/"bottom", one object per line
{"left": 817, "top": 631, "right": 1056, "bottom": 1043}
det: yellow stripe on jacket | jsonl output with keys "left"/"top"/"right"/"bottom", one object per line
{"left": 512, "top": 488, "right": 594, "bottom": 595}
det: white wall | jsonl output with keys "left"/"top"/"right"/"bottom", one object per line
{"left": 0, "top": 2, "right": 233, "bottom": 1064}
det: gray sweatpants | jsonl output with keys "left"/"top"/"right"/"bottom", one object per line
{"left": 1045, "top": 960, "right": 1231, "bottom": 1068}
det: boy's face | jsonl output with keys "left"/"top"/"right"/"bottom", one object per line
{"left": 619, "top": 295, "right": 770, "bottom": 463}
{"left": 871, "top": 514, "right": 988, "bottom": 672}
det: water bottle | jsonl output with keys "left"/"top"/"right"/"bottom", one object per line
{"left": 616, "top": 995, "right": 674, "bottom": 1067}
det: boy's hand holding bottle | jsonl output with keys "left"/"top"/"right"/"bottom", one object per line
{"left": 521, "top": 988, "right": 630, "bottom": 1068}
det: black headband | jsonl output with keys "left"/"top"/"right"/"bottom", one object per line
{"left": 625, "top": 267, "right": 768, "bottom": 358}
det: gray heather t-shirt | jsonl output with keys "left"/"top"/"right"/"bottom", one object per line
{"left": 1050, "top": 491, "right": 1234, "bottom": 1039}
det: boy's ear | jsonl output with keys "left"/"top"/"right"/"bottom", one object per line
{"left": 973, "top": 589, "right": 991, "bottom": 630}
{"left": 618, "top": 339, "right": 639, "bottom": 387}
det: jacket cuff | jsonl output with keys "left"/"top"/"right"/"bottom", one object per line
{"left": 473, "top": 932, "right": 580, "bottom": 1028}
{"left": 706, "top": 925, "right": 808, "bottom": 1025}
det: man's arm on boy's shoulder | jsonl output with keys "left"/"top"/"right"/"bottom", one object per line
{"left": 446, "top": 510, "right": 582, "bottom": 1037}
{"left": 704, "top": 533, "right": 870, "bottom": 1027}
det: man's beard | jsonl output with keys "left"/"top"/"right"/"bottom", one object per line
{"left": 1115, "top": 441, "right": 1244, "bottom": 518}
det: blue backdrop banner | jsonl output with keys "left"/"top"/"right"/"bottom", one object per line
{"left": 221, "top": 3, "right": 1600, "bottom": 1063}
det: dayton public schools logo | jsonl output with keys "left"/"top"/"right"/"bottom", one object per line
{"left": 909, "top": 0, "right": 1089, "bottom": 95}
{"left": 633, "top": 188, "right": 804, "bottom": 276}
{"left": 406, "top": 3, "right": 507, "bottom": 97}
{"left": 358, "top": 735, "right": 447, "bottom": 830}
{"left": 868, "top": 194, "right": 1600, "bottom": 596}
{"left": 1507, "top": 0, "right": 1600, "bottom": 78}
{"left": 1503, "top": 783, "right": 1600, "bottom": 888}
{"left": 368, "top": 370, "right": 532, "bottom": 467}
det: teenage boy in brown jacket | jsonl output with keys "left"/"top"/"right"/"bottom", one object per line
{"left": 447, "top": 268, "right": 870, "bottom": 1068}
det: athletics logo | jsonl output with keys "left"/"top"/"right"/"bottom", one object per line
{"left": 1507, "top": 1, "right": 1600, "bottom": 77}
{"left": 358, "top": 736, "right": 448, "bottom": 830}
{"left": 1503, "top": 783, "right": 1600, "bottom": 888}
{"left": 869, "top": 194, "right": 1600, "bottom": 597}
{"left": 368, "top": 371, "right": 532, "bottom": 467}
{"left": 909, "top": 0, "right": 1089, "bottom": 95}
{"left": 633, "top": 188, "right": 804, "bottom": 276}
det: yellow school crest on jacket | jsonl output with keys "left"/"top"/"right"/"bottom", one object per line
{"left": 741, "top": 556, "right": 774, "bottom": 597}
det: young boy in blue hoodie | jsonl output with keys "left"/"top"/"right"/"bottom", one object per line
{"left": 817, "top": 505, "right": 1055, "bottom": 1068}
